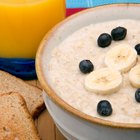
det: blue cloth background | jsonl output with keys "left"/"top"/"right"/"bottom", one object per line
{"left": 66, "top": 0, "right": 140, "bottom": 8}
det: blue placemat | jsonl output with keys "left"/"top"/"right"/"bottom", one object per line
{"left": 66, "top": 0, "right": 140, "bottom": 8}
{"left": 0, "top": 58, "right": 36, "bottom": 80}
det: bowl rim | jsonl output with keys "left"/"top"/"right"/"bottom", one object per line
{"left": 36, "top": 3, "right": 140, "bottom": 129}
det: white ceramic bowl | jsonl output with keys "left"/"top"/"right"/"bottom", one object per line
{"left": 36, "top": 4, "right": 140, "bottom": 140}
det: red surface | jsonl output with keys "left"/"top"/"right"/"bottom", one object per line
{"left": 66, "top": 8, "right": 86, "bottom": 17}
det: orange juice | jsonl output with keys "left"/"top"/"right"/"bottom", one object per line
{"left": 0, "top": 0, "right": 65, "bottom": 58}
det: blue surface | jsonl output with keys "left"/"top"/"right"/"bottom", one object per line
{"left": 66, "top": 0, "right": 140, "bottom": 8}
{"left": 0, "top": 58, "right": 36, "bottom": 80}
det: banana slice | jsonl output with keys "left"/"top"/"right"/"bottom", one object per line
{"left": 105, "top": 44, "right": 137, "bottom": 73}
{"left": 85, "top": 68, "right": 122, "bottom": 94}
{"left": 129, "top": 65, "right": 140, "bottom": 88}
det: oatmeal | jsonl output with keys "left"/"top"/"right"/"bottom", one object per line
{"left": 46, "top": 19, "right": 140, "bottom": 123}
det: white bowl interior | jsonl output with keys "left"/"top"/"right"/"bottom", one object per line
{"left": 38, "top": 4, "right": 140, "bottom": 128}
{"left": 41, "top": 4, "right": 140, "bottom": 77}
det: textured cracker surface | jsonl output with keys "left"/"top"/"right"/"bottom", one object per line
{"left": 0, "top": 93, "right": 40, "bottom": 140}
{"left": 0, "top": 70, "right": 45, "bottom": 118}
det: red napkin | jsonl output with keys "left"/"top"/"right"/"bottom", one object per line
{"left": 66, "top": 8, "right": 86, "bottom": 17}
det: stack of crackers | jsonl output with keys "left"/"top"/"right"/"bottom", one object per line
{"left": 0, "top": 70, "right": 45, "bottom": 140}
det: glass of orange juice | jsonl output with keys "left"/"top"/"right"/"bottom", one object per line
{"left": 0, "top": 0, "right": 65, "bottom": 79}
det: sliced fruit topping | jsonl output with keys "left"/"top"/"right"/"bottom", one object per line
{"left": 85, "top": 68, "right": 122, "bottom": 94}
{"left": 135, "top": 44, "right": 140, "bottom": 55}
{"left": 97, "top": 100, "right": 112, "bottom": 116}
{"left": 135, "top": 89, "right": 140, "bottom": 103}
{"left": 129, "top": 65, "right": 140, "bottom": 88}
{"left": 111, "top": 26, "right": 127, "bottom": 41}
{"left": 105, "top": 44, "right": 137, "bottom": 73}
{"left": 97, "top": 33, "right": 112, "bottom": 48}
{"left": 79, "top": 60, "right": 94, "bottom": 74}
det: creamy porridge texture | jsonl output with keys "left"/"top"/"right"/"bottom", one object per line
{"left": 47, "top": 19, "right": 140, "bottom": 123}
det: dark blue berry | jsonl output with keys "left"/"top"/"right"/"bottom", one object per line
{"left": 97, "top": 33, "right": 112, "bottom": 48}
{"left": 97, "top": 100, "right": 112, "bottom": 116}
{"left": 135, "top": 44, "right": 140, "bottom": 55}
{"left": 135, "top": 89, "right": 140, "bottom": 102}
{"left": 111, "top": 26, "right": 127, "bottom": 41}
{"left": 79, "top": 60, "right": 94, "bottom": 74}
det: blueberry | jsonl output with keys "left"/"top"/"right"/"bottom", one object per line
{"left": 135, "top": 44, "right": 140, "bottom": 55}
{"left": 111, "top": 26, "right": 127, "bottom": 41}
{"left": 97, "top": 33, "right": 112, "bottom": 48}
{"left": 135, "top": 89, "right": 140, "bottom": 102}
{"left": 97, "top": 100, "right": 112, "bottom": 116}
{"left": 79, "top": 60, "right": 94, "bottom": 74}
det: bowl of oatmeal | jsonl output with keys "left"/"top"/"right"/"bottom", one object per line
{"left": 36, "top": 4, "right": 140, "bottom": 140}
